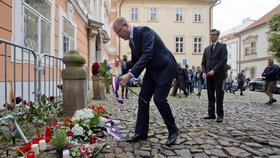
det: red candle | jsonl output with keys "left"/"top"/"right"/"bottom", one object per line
{"left": 18, "top": 146, "right": 26, "bottom": 156}
{"left": 45, "top": 135, "right": 51, "bottom": 143}
{"left": 26, "top": 151, "right": 35, "bottom": 158}
{"left": 32, "top": 138, "right": 39, "bottom": 144}
{"left": 90, "top": 136, "right": 96, "bottom": 144}
{"left": 45, "top": 125, "right": 51, "bottom": 136}
{"left": 38, "top": 134, "right": 44, "bottom": 141}
{"left": 25, "top": 142, "right": 32, "bottom": 151}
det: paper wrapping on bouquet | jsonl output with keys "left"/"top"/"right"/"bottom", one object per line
{"left": 112, "top": 75, "right": 124, "bottom": 104}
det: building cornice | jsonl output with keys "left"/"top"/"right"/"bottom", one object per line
{"left": 238, "top": 56, "right": 273, "bottom": 64}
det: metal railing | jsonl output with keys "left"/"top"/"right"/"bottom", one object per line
{"left": 0, "top": 38, "right": 64, "bottom": 143}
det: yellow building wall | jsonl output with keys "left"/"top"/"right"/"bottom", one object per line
{"left": 116, "top": 0, "right": 214, "bottom": 67}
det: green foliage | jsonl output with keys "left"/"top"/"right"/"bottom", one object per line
{"left": 0, "top": 122, "right": 13, "bottom": 142}
{"left": 15, "top": 95, "right": 63, "bottom": 126}
{"left": 50, "top": 129, "right": 68, "bottom": 149}
{"left": 268, "top": 13, "right": 280, "bottom": 62}
{"left": 98, "top": 62, "right": 113, "bottom": 85}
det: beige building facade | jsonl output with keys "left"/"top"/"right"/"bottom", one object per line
{"left": 113, "top": 0, "right": 218, "bottom": 68}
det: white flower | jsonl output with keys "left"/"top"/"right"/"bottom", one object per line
{"left": 71, "top": 124, "right": 84, "bottom": 136}
{"left": 72, "top": 108, "right": 94, "bottom": 122}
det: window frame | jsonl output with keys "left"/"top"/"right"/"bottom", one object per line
{"left": 193, "top": 8, "right": 202, "bottom": 22}
{"left": 175, "top": 36, "right": 184, "bottom": 53}
{"left": 59, "top": 7, "right": 77, "bottom": 58}
{"left": 148, "top": 8, "right": 157, "bottom": 21}
{"left": 22, "top": 0, "right": 53, "bottom": 54}
{"left": 193, "top": 36, "right": 203, "bottom": 53}
{"left": 175, "top": 8, "right": 183, "bottom": 22}
{"left": 131, "top": 7, "right": 139, "bottom": 21}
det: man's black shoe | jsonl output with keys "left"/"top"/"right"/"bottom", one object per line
{"left": 203, "top": 115, "right": 216, "bottom": 119}
{"left": 216, "top": 117, "right": 223, "bottom": 123}
{"left": 126, "top": 134, "right": 147, "bottom": 142}
{"left": 166, "top": 131, "right": 178, "bottom": 146}
{"left": 265, "top": 100, "right": 272, "bottom": 105}
{"left": 272, "top": 98, "right": 277, "bottom": 103}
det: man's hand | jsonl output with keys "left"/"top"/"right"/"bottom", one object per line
{"left": 203, "top": 73, "right": 207, "bottom": 79}
{"left": 207, "top": 70, "right": 215, "bottom": 77}
{"left": 120, "top": 73, "right": 132, "bottom": 86}
{"left": 115, "top": 55, "right": 122, "bottom": 67}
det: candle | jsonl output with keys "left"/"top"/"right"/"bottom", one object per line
{"left": 18, "top": 147, "right": 26, "bottom": 156}
{"left": 31, "top": 144, "right": 39, "bottom": 154}
{"left": 26, "top": 151, "right": 35, "bottom": 158}
{"left": 32, "top": 138, "right": 39, "bottom": 144}
{"left": 90, "top": 136, "right": 95, "bottom": 144}
{"left": 45, "top": 125, "right": 51, "bottom": 136}
{"left": 62, "top": 149, "right": 71, "bottom": 158}
{"left": 45, "top": 135, "right": 51, "bottom": 142}
{"left": 25, "top": 142, "right": 32, "bottom": 151}
{"left": 38, "top": 134, "right": 44, "bottom": 141}
{"left": 39, "top": 140, "right": 47, "bottom": 151}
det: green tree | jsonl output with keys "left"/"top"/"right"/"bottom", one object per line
{"left": 268, "top": 13, "right": 280, "bottom": 62}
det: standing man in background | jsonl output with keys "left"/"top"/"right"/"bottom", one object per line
{"left": 201, "top": 29, "right": 228, "bottom": 123}
{"left": 262, "top": 59, "right": 278, "bottom": 105}
{"left": 113, "top": 17, "right": 179, "bottom": 146}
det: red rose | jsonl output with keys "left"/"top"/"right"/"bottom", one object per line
{"left": 70, "top": 124, "right": 74, "bottom": 129}
{"left": 49, "top": 96, "right": 55, "bottom": 101}
{"left": 29, "top": 101, "right": 33, "bottom": 106}
{"left": 91, "top": 62, "right": 99, "bottom": 76}
{"left": 67, "top": 131, "right": 73, "bottom": 137}
{"left": 53, "top": 120, "right": 59, "bottom": 126}
{"left": 64, "top": 119, "right": 72, "bottom": 124}
{"left": 12, "top": 96, "right": 22, "bottom": 104}
{"left": 22, "top": 100, "right": 27, "bottom": 105}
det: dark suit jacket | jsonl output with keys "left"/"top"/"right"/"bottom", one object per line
{"left": 125, "top": 26, "right": 177, "bottom": 86}
{"left": 201, "top": 42, "right": 228, "bottom": 78}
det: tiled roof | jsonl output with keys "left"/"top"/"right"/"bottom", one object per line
{"left": 236, "top": 4, "right": 280, "bottom": 35}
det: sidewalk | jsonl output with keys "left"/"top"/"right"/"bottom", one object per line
{"left": 1, "top": 88, "right": 279, "bottom": 157}
{"left": 96, "top": 88, "right": 280, "bottom": 158}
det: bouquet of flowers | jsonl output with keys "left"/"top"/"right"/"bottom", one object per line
{"left": 59, "top": 105, "right": 109, "bottom": 143}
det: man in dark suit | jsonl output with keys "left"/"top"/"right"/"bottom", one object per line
{"left": 113, "top": 17, "right": 178, "bottom": 146}
{"left": 201, "top": 29, "right": 228, "bottom": 123}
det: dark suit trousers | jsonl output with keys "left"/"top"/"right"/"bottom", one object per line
{"left": 135, "top": 74, "right": 177, "bottom": 136}
{"left": 206, "top": 76, "right": 224, "bottom": 117}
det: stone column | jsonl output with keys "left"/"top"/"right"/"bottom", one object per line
{"left": 61, "top": 50, "right": 87, "bottom": 116}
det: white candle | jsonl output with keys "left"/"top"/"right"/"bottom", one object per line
{"left": 63, "top": 149, "right": 71, "bottom": 158}
{"left": 39, "top": 140, "right": 47, "bottom": 151}
{"left": 31, "top": 144, "right": 39, "bottom": 154}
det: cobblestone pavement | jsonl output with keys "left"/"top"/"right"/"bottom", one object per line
{"left": 1, "top": 88, "right": 280, "bottom": 158}
{"left": 94, "top": 88, "right": 280, "bottom": 158}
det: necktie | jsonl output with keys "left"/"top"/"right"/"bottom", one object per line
{"left": 210, "top": 44, "right": 214, "bottom": 55}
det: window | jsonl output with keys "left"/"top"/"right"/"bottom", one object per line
{"left": 194, "top": 8, "right": 202, "bottom": 22}
{"left": 193, "top": 37, "right": 202, "bottom": 53}
{"left": 131, "top": 8, "right": 138, "bottom": 21}
{"left": 149, "top": 8, "right": 157, "bottom": 21}
{"left": 62, "top": 18, "right": 75, "bottom": 55}
{"left": 245, "top": 47, "right": 249, "bottom": 55}
{"left": 175, "top": 36, "right": 184, "bottom": 53}
{"left": 176, "top": 8, "right": 183, "bottom": 21}
{"left": 23, "top": 0, "right": 52, "bottom": 54}
{"left": 251, "top": 42, "right": 256, "bottom": 53}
